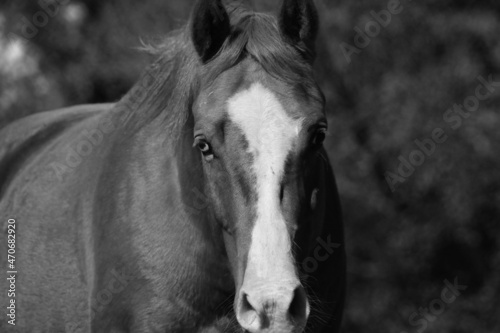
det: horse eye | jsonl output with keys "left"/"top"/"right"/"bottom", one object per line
{"left": 197, "top": 142, "right": 211, "bottom": 153}
{"left": 194, "top": 138, "right": 214, "bottom": 160}
{"left": 312, "top": 129, "right": 327, "bottom": 146}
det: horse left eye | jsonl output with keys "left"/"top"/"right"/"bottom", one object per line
{"left": 312, "top": 129, "right": 327, "bottom": 146}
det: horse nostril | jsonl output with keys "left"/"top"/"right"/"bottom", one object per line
{"left": 237, "top": 292, "right": 268, "bottom": 332}
{"left": 241, "top": 292, "right": 255, "bottom": 313}
{"left": 279, "top": 184, "right": 285, "bottom": 202}
{"left": 288, "top": 286, "right": 309, "bottom": 323}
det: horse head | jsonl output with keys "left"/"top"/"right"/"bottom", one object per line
{"left": 188, "top": 1, "right": 327, "bottom": 332}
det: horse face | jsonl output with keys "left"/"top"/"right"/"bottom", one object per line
{"left": 192, "top": 59, "right": 326, "bottom": 332}
{"left": 190, "top": 1, "right": 322, "bottom": 331}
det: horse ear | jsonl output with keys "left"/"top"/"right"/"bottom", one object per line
{"left": 278, "top": 0, "right": 319, "bottom": 60}
{"left": 191, "top": 0, "right": 231, "bottom": 63}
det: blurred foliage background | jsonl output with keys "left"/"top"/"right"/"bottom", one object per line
{"left": 0, "top": 0, "right": 499, "bottom": 332}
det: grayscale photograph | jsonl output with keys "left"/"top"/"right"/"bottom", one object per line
{"left": 0, "top": 0, "right": 498, "bottom": 332}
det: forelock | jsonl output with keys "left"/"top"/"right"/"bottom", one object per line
{"left": 202, "top": 10, "right": 315, "bottom": 86}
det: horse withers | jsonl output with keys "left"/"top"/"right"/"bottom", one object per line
{"left": 0, "top": 0, "right": 345, "bottom": 332}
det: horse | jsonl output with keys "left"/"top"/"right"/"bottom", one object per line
{"left": 0, "top": 0, "right": 345, "bottom": 332}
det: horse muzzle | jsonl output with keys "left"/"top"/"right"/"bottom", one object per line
{"left": 235, "top": 281, "right": 309, "bottom": 333}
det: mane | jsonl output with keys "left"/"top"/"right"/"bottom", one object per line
{"left": 116, "top": 6, "right": 316, "bottom": 146}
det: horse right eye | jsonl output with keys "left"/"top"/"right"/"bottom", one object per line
{"left": 198, "top": 142, "right": 211, "bottom": 154}
{"left": 194, "top": 138, "right": 214, "bottom": 161}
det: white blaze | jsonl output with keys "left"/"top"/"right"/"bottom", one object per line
{"left": 227, "top": 82, "right": 303, "bottom": 286}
